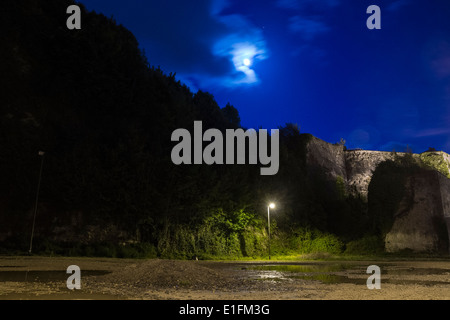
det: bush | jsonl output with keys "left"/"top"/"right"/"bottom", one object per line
{"left": 290, "top": 228, "right": 343, "bottom": 255}
{"left": 155, "top": 209, "right": 272, "bottom": 259}
{"left": 344, "top": 235, "right": 384, "bottom": 255}
{"left": 116, "top": 243, "right": 158, "bottom": 259}
{"left": 28, "top": 241, "right": 158, "bottom": 259}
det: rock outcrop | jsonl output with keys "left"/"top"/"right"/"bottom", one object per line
{"left": 305, "top": 135, "right": 450, "bottom": 253}
{"left": 305, "top": 136, "right": 347, "bottom": 182}
{"left": 345, "top": 150, "right": 395, "bottom": 197}
{"left": 385, "top": 171, "right": 450, "bottom": 253}
{"left": 438, "top": 173, "right": 450, "bottom": 250}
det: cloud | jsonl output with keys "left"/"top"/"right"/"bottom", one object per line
{"left": 288, "top": 16, "right": 330, "bottom": 40}
{"left": 414, "top": 127, "right": 450, "bottom": 138}
{"left": 210, "top": 0, "right": 230, "bottom": 15}
{"left": 426, "top": 41, "right": 450, "bottom": 137}
{"left": 177, "top": 1, "right": 269, "bottom": 89}
{"left": 275, "top": 0, "right": 338, "bottom": 58}
{"left": 174, "top": 9, "right": 269, "bottom": 91}
{"left": 387, "top": 0, "right": 410, "bottom": 12}
{"left": 275, "top": 0, "right": 338, "bottom": 39}
{"left": 211, "top": 13, "right": 269, "bottom": 87}
{"left": 431, "top": 42, "right": 450, "bottom": 79}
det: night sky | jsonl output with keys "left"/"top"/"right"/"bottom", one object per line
{"left": 81, "top": 0, "right": 450, "bottom": 153}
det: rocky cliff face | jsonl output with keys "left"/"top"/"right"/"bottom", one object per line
{"left": 305, "top": 136, "right": 347, "bottom": 182}
{"left": 345, "top": 150, "right": 395, "bottom": 197}
{"left": 385, "top": 171, "right": 449, "bottom": 253}
{"left": 305, "top": 136, "right": 450, "bottom": 253}
{"left": 438, "top": 173, "right": 450, "bottom": 250}
{"left": 306, "top": 136, "right": 400, "bottom": 198}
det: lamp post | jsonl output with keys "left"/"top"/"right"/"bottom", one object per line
{"left": 29, "top": 151, "right": 45, "bottom": 255}
{"left": 267, "top": 203, "right": 275, "bottom": 260}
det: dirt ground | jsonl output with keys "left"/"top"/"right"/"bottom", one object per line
{"left": 0, "top": 256, "right": 449, "bottom": 300}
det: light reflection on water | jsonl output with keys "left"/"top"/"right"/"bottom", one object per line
{"left": 241, "top": 263, "right": 450, "bottom": 286}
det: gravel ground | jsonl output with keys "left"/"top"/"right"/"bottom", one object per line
{"left": 0, "top": 256, "right": 449, "bottom": 300}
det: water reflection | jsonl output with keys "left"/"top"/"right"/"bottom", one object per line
{"left": 242, "top": 263, "right": 450, "bottom": 286}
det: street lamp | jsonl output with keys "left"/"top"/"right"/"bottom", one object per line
{"left": 29, "top": 151, "right": 45, "bottom": 255}
{"left": 267, "top": 203, "right": 275, "bottom": 260}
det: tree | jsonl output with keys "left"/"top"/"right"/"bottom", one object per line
{"left": 221, "top": 103, "right": 241, "bottom": 129}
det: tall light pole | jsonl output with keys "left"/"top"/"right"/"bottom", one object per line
{"left": 29, "top": 151, "right": 45, "bottom": 255}
{"left": 268, "top": 203, "right": 275, "bottom": 260}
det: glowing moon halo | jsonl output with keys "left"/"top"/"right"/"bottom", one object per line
{"left": 243, "top": 58, "right": 251, "bottom": 66}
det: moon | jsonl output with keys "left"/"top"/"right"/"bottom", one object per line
{"left": 243, "top": 58, "right": 251, "bottom": 66}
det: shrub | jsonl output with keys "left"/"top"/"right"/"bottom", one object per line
{"left": 344, "top": 235, "right": 384, "bottom": 255}
{"left": 290, "top": 228, "right": 343, "bottom": 255}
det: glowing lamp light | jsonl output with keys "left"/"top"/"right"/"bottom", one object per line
{"left": 267, "top": 202, "right": 275, "bottom": 260}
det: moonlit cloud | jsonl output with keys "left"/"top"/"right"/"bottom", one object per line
{"left": 210, "top": 11, "right": 269, "bottom": 87}
{"left": 180, "top": 40, "right": 266, "bottom": 90}
{"left": 166, "top": 1, "right": 269, "bottom": 90}
{"left": 212, "top": 37, "right": 267, "bottom": 86}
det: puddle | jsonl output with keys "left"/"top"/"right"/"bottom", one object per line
{"left": 242, "top": 263, "right": 450, "bottom": 286}
{"left": 383, "top": 267, "right": 450, "bottom": 276}
{"left": 0, "top": 270, "right": 110, "bottom": 283}
{"left": 244, "top": 263, "right": 355, "bottom": 284}
{"left": 291, "top": 274, "right": 366, "bottom": 284}
{"left": 248, "top": 263, "right": 347, "bottom": 273}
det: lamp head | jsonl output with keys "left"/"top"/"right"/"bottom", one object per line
{"left": 269, "top": 203, "right": 275, "bottom": 209}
